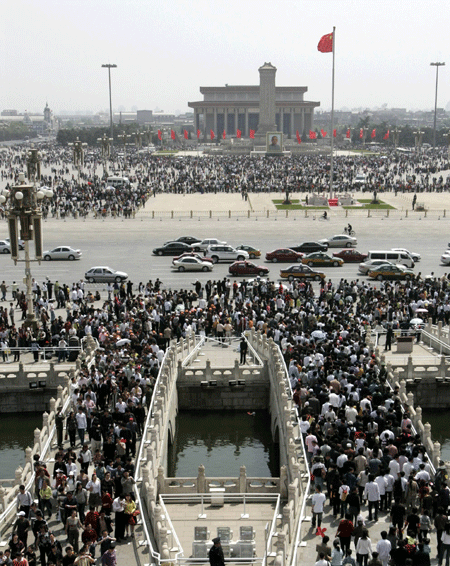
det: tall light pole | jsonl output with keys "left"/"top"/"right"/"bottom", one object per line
{"left": 102, "top": 63, "right": 117, "bottom": 148}
{"left": 430, "top": 62, "right": 445, "bottom": 149}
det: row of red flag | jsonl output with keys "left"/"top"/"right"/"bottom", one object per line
{"left": 159, "top": 127, "right": 390, "bottom": 143}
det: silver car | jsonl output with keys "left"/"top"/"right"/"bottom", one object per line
{"left": 43, "top": 246, "right": 82, "bottom": 261}
{"left": 172, "top": 257, "right": 213, "bottom": 272}
{"left": 319, "top": 234, "right": 358, "bottom": 248}
{"left": 0, "top": 240, "right": 11, "bottom": 254}
{"left": 358, "top": 259, "right": 396, "bottom": 275}
{"left": 85, "top": 266, "right": 128, "bottom": 283}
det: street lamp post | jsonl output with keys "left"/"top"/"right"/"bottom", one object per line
{"left": 413, "top": 129, "right": 425, "bottom": 153}
{"left": 362, "top": 127, "right": 368, "bottom": 148}
{"left": 102, "top": 63, "right": 117, "bottom": 149}
{"left": 430, "top": 62, "right": 445, "bottom": 149}
{"left": 0, "top": 149, "right": 53, "bottom": 330}
{"left": 68, "top": 137, "right": 87, "bottom": 181}
{"left": 97, "top": 134, "right": 113, "bottom": 176}
{"left": 392, "top": 127, "right": 402, "bottom": 150}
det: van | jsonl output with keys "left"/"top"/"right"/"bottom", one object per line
{"left": 366, "top": 250, "right": 414, "bottom": 268}
{"left": 106, "top": 176, "right": 130, "bottom": 189}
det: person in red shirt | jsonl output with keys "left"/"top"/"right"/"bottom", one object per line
{"left": 84, "top": 507, "right": 99, "bottom": 533}
{"left": 81, "top": 524, "right": 98, "bottom": 557}
{"left": 335, "top": 514, "right": 354, "bottom": 553}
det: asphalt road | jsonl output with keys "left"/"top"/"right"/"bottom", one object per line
{"left": 0, "top": 213, "right": 447, "bottom": 293}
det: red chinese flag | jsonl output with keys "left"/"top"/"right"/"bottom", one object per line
{"left": 309, "top": 130, "right": 317, "bottom": 140}
{"left": 157, "top": 130, "right": 162, "bottom": 141}
{"left": 210, "top": 130, "right": 215, "bottom": 140}
{"left": 333, "top": 129, "right": 337, "bottom": 138}
{"left": 359, "top": 128, "right": 363, "bottom": 139}
{"left": 296, "top": 130, "right": 302, "bottom": 144}
{"left": 321, "top": 129, "right": 327, "bottom": 138}
{"left": 383, "top": 130, "right": 390, "bottom": 140}
{"left": 236, "top": 129, "right": 242, "bottom": 139}
{"left": 249, "top": 129, "right": 255, "bottom": 139}
{"left": 318, "top": 32, "right": 333, "bottom": 53}
{"left": 184, "top": 130, "right": 188, "bottom": 140}
{"left": 346, "top": 129, "right": 351, "bottom": 139}
{"left": 196, "top": 129, "right": 201, "bottom": 139}
{"left": 222, "top": 130, "right": 226, "bottom": 140}
{"left": 371, "top": 128, "right": 376, "bottom": 139}
{"left": 171, "top": 129, "right": 176, "bottom": 140}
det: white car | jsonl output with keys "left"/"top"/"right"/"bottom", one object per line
{"left": 5, "top": 238, "right": 24, "bottom": 250}
{"left": 206, "top": 245, "right": 249, "bottom": 263}
{"left": 0, "top": 240, "right": 11, "bottom": 254}
{"left": 441, "top": 252, "right": 450, "bottom": 265}
{"left": 354, "top": 174, "right": 367, "bottom": 185}
{"left": 43, "top": 246, "right": 82, "bottom": 261}
{"left": 359, "top": 259, "right": 400, "bottom": 275}
{"left": 391, "top": 248, "right": 421, "bottom": 262}
{"left": 192, "top": 238, "right": 227, "bottom": 252}
{"left": 318, "top": 234, "right": 358, "bottom": 248}
{"left": 172, "top": 257, "right": 213, "bottom": 272}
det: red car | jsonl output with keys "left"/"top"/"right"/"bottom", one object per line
{"left": 228, "top": 261, "right": 270, "bottom": 276}
{"left": 265, "top": 249, "right": 304, "bottom": 263}
{"left": 332, "top": 249, "right": 368, "bottom": 263}
{"left": 172, "top": 252, "right": 214, "bottom": 264}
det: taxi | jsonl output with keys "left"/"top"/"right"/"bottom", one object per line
{"left": 235, "top": 245, "right": 261, "bottom": 259}
{"left": 279, "top": 265, "right": 326, "bottom": 281}
{"left": 368, "top": 264, "right": 414, "bottom": 281}
{"left": 301, "top": 252, "right": 344, "bottom": 267}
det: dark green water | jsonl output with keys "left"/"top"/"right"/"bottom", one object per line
{"left": 0, "top": 413, "right": 43, "bottom": 479}
{"left": 422, "top": 411, "right": 450, "bottom": 461}
{"left": 168, "top": 410, "right": 279, "bottom": 478}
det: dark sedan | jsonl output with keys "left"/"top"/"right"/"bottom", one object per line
{"left": 165, "top": 236, "right": 202, "bottom": 246}
{"left": 229, "top": 261, "right": 270, "bottom": 276}
{"left": 332, "top": 249, "right": 368, "bottom": 263}
{"left": 289, "top": 241, "right": 328, "bottom": 253}
{"left": 279, "top": 265, "right": 326, "bottom": 281}
{"left": 265, "top": 249, "right": 304, "bottom": 263}
{"left": 153, "top": 242, "right": 193, "bottom": 256}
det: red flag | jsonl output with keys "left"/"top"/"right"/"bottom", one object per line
{"left": 157, "top": 130, "right": 162, "bottom": 141}
{"left": 196, "top": 129, "right": 201, "bottom": 139}
{"left": 321, "top": 129, "right": 327, "bottom": 138}
{"left": 383, "top": 130, "right": 390, "bottom": 140}
{"left": 170, "top": 129, "right": 176, "bottom": 140}
{"left": 318, "top": 32, "right": 333, "bottom": 53}
{"left": 210, "top": 130, "right": 215, "bottom": 140}
{"left": 371, "top": 129, "right": 376, "bottom": 139}
{"left": 333, "top": 129, "right": 337, "bottom": 138}
{"left": 249, "top": 129, "right": 255, "bottom": 139}
{"left": 236, "top": 129, "right": 242, "bottom": 139}
{"left": 296, "top": 130, "right": 302, "bottom": 144}
{"left": 346, "top": 129, "right": 351, "bottom": 139}
{"left": 309, "top": 130, "right": 317, "bottom": 140}
{"left": 183, "top": 130, "right": 188, "bottom": 140}
{"left": 222, "top": 130, "right": 226, "bottom": 140}
{"left": 359, "top": 129, "right": 363, "bottom": 139}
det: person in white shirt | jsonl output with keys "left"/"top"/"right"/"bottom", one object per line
{"left": 364, "top": 475, "right": 380, "bottom": 521}
{"left": 311, "top": 485, "right": 326, "bottom": 529}
{"left": 355, "top": 532, "right": 372, "bottom": 566}
{"left": 376, "top": 531, "right": 391, "bottom": 566}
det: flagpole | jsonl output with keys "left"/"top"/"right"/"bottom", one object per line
{"left": 329, "top": 26, "right": 336, "bottom": 199}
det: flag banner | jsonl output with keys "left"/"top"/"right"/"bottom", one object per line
{"left": 333, "top": 129, "right": 337, "bottom": 138}
{"left": 249, "top": 129, "right": 255, "bottom": 139}
{"left": 321, "top": 129, "right": 327, "bottom": 138}
{"left": 371, "top": 129, "right": 376, "bottom": 139}
{"left": 359, "top": 129, "right": 363, "bottom": 139}
{"left": 222, "top": 130, "right": 226, "bottom": 139}
{"left": 236, "top": 129, "right": 242, "bottom": 139}
{"left": 184, "top": 130, "right": 188, "bottom": 139}
{"left": 296, "top": 130, "right": 302, "bottom": 144}
{"left": 197, "top": 129, "right": 201, "bottom": 139}
{"left": 309, "top": 130, "right": 317, "bottom": 140}
{"left": 318, "top": 32, "right": 333, "bottom": 53}
{"left": 210, "top": 130, "right": 215, "bottom": 140}
{"left": 171, "top": 129, "right": 176, "bottom": 140}
{"left": 157, "top": 130, "right": 162, "bottom": 141}
{"left": 383, "top": 130, "right": 390, "bottom": 140}
{"left": 346, "top": 129, "right": 351, "bottom": 139}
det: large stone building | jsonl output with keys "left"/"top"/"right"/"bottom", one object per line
{"left": 188, "top": 63, "right": 320, "bottom": 138}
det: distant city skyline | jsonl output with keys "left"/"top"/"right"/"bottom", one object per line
{"left": 2, "top": 0, "right": 448, "bottom": 116}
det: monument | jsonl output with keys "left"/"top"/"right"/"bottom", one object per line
{"left": 256, "top": 63, "right": 278, "bottom": 136}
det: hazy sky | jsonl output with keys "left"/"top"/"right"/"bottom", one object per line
{"left": 2, "top": 0, "right": 448, "bottom": 115}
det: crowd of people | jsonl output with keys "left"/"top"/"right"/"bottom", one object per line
{"left": 0, "top": 144, "right": 449, "bottom": 221}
